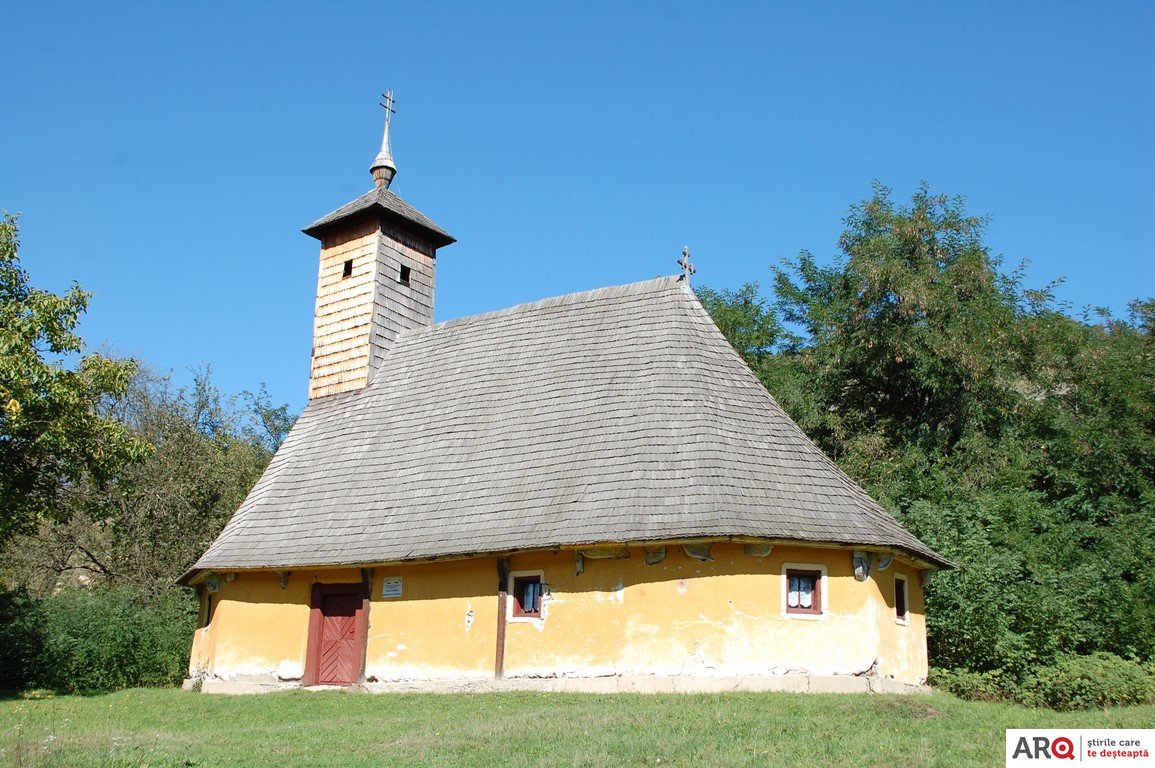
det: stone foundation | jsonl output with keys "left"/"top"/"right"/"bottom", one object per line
{"left": 185, "top": 673, "right": 929, "bottom": 696}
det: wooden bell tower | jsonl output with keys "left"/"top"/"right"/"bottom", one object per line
{"left": 301, "top": 92, "right": 455, "bottom": 400}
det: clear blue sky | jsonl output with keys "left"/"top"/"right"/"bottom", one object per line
{"left": 3, "top": 2, "right": 1152, "bottom": 413}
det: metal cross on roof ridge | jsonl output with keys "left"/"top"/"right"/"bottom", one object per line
{"left": 380, "top": 90, "right": 396, "bottom": 128}
{"left": 678, "top": 245, "right": 696, "bottom": 282}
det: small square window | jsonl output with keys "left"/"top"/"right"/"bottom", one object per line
{"left": 399, "top": 265, "right": 411, "bottom": 285}
{"left": 342, "top": 259, "right": 353, "bottom": 279}
{"left": 512, "top": 575, "right": 542, "bottom": 618}
{"left": 785, "top": 569, "right": 822, "bottom": 615}
{"left": 895, "top": 575, "right": 909, "bottom": 623}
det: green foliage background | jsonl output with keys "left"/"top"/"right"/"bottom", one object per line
{"left": 0, "top": 212, "right": 146, "bottom": 546}
{"left": 0, "top": 213, "right": 292, "bottom": 693}
{"left": 700, "top": 183, "right": 1154, "bottom": 699}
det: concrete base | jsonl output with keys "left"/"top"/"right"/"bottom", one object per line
{"left": 183, "top": 678, "right": 299, "bottom": 695}
{"left": 184, "top": 674, "right": 929, "bottom": 696}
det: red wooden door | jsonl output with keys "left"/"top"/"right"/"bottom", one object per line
{"left": 305, "top": 583, "right": 367, "bottom": 686}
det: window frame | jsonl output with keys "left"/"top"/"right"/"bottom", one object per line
{"left": 507, "top": 570, "right": 546, "bottom": 622}
{"left": 781, "top": 562, "right": 827, "bottom": 620}
{"left": 894, "top": 573, "right": 909, "bottom": 625}
{"left": 200, "top": 590, "right": 215, "bottom": 634}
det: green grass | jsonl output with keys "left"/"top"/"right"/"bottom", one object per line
{"left": 2, "top": 688, "right": 1153, "bottom": 768}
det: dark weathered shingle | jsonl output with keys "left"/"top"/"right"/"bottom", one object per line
{"left": 302, "top": 186, "right": 455, "bottom": 246}
{"left": 189, "top": 276, "right": 949, "bottom": 577}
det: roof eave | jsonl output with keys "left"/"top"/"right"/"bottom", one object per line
{"left": 179, "top": 535, "right": 952, "bottom": 583}
{"left": 302, "top": 205, "right": 456, "bottom": 249}
{"left": 175, "top": 566, "right": 201, "bottom": 587}
{"left": 302, "top": 192, "right": 455, "bottom": 247}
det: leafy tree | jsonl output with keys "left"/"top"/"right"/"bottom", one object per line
{"left": 772, "top": 182, "right": 1029, "bottom": 461}
{"left": 0, "top": 213, "right": 296, "bottom": 693}
{"left": 241, "top": 383, "right": 297, "bottom": 454}
{"left": 696, "top": 283, "right": 781, "bottom": 368}
{"left": 701, "top": 183, "right": 1155, "bottom": 686}
{"left": 2, "top": 366, "right": 294, "bottom": 596}
{"left": 0, "top": 213, "right": 147, "bottom": 546}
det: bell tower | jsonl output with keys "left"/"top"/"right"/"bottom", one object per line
{"left": 302, "top": 92, "right": 455, "bottom": 400}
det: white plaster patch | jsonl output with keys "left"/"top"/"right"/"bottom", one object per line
{"left": 361, "top": 664, "right": 493, "bottom": 683}
{"left": 611, "top": 578, "right": 625, "bottom": 604}
{"left": 675, "top": 579, "right": 689, "bottom": 595}
{"left": 529, "top": 587, "right": 553, "bottom": 626}
{"left": 464, "top": 603, "right": 475, "bottom": 633}
{"left": 276, "top": 659, "right": 303, "bottom": 681}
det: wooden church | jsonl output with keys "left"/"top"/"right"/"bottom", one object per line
{"left": 181, "top": 97, "right": 949, "bottom": 694}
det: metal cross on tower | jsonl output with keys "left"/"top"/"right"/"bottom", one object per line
{"left": 380, "top": 90, "right": 396, "bottom": 128}
{"left": 371, "top": 90, "right": 399, "bottom": 188}
{"left": 678, "top": 246, "right": 696, "bottom": 282}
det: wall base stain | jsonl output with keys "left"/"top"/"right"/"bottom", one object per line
{"left": 186, "top": 673, "right": 931, "bottom": 696}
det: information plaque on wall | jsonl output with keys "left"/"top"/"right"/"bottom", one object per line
{"left": 381, "top": 577, "right": 403, "bottom": 598}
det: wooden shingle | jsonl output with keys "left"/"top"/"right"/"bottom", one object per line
{"left": 186, "top": 276, "right": 949, "bottom": 579}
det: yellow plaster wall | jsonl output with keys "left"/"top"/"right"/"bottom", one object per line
{"left": 363, "top": 558, "right": 497, "bottom": 681}
{"left": 189, "top": 544, "right": 930, "bottom": 686}
{"left": 501, "top": 543, "right": 927, "bottom": 683}
{"left": 188, "top": 568, "right": 362, "bottom": 681}
{"left": 871, "top": 561, "right": 928, "bottom": 682}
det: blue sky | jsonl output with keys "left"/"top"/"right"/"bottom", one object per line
{"left": 3, "top": 2, "right": 1152, "bottom": 412}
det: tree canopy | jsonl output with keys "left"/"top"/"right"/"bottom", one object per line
{"left": 0, "top": 213, "right": 294, "bottom": 595}
{"left": 2, "top": 367, "right": 294, "bottom": 596}
{"left": 0, "top": 214, "right": 296, "bottom": 693}
{"left": 0, "top": 213, "right": 147, "bottom": 546}
{"left": 701, "top": 183, "right": 1155, "bottom": 682}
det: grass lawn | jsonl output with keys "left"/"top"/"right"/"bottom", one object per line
{"left": 2, "top": 688, "right": 1153, "bottom": 767}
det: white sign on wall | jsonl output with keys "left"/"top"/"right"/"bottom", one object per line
{"left": 381, "top": 577, "right": 403, "bottom": 598}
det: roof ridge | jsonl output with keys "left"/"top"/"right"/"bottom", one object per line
{"left": 419, "top": 275, "right": 686, "bottom": 336}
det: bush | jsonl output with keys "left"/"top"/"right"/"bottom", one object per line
{"left": 1020, "top": 653, "right": 1154, "bottom": 711}
{"left": 0, "top": 589, "right": 47, "bottom": 691}
{"left": 0, "top": 586, "right": 197, "bottom": 694}
{"left": 929, "top": 667, "right": 1012, "bottom": 703}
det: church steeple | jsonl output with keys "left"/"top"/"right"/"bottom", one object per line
{"left": 301, "top": 93, "right": 454, "bottom": 400}
{"left": 370, "top": 90, "right": 397, "bottom": 189}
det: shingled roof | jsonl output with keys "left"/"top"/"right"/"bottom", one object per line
{"left": 302, "top": 186, "right": 455, "bottom": 247}
{"left": 186, "top": 276, "right": 949, "bottom": 580}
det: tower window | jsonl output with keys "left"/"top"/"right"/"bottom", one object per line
{"left": 399, "top": 265, "right": 411, "bottom": 286}
{"left": 342, "top": 259, "right": 353, "bottom": 279}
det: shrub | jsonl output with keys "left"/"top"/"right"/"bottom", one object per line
{"left": 0, "top": 586, "right": 197, "bottom": 694}
{"left": 0, "top": 589, "right": 47, "bottom": 691}
{"left": 1020, "top": 653, "right": 1153, "bottom": 711}
{"left": 38, "top": 586, "right": 198, "bottom": 694}
{"left": 928, "top": 667, "right": 1012, "bottom": 703}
